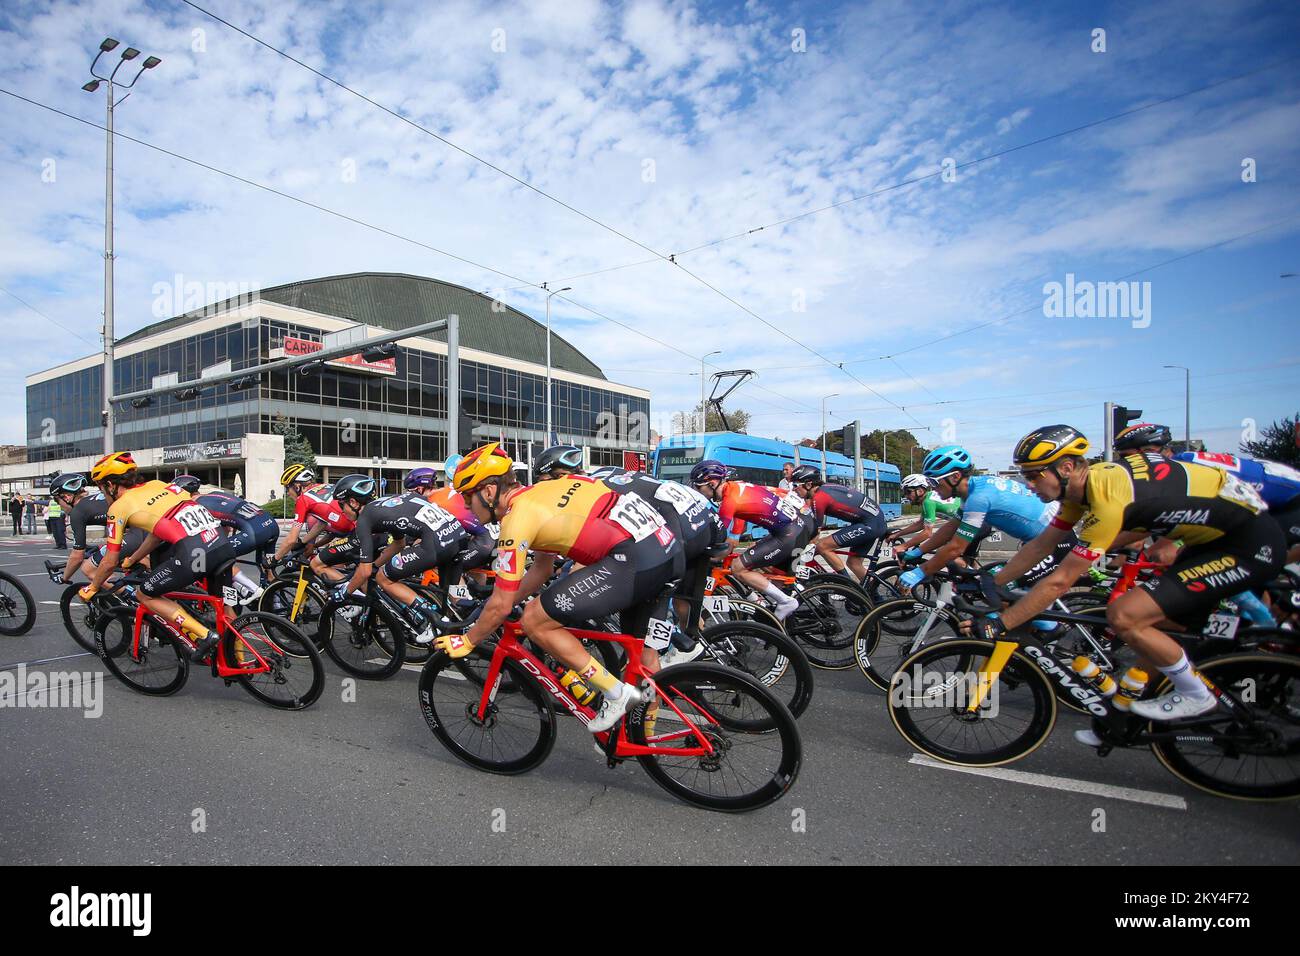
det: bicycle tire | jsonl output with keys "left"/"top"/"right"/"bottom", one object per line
{"left": 225, "top": 612, "right": 325, "bottom": 710}
{"left": 60, "top": 585, "right": 99, "bottom": 653}
{"left": 628, "top": 662, "right": 802, "bottom": 812}
{"left": 324, "top": 599, "right": 406, "bottom": 679}
{"left": 854, "top": 598, "right": 962, "bottom": 691}
{"left": 718, "top": 597, "right": 785, "bottom": 634}
{"left": 94, "top": 605, "right": 190, "bottom": 696}
{"left": 697, "top": 619, "right": 814, "bottom": 718}
{"left": 258, "top": 578, "right": 329, "bottom": 645}
{"left": 0, "top": 570, "right": 36, "bottom": 636}
{"left": 418, "top": 647, "right": 557, "bottom": 774}
{"left": 1150, "top": 652, "right": 1300, "bottom": 801}
{"left": 888, "top": 638, "right": 1057, "bottom": 767}
{"left": 785, "top": 579, "right": 868, "bottom": 669}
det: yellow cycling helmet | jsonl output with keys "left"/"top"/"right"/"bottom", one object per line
{"left": 1013, "top": 424, "right": 1091, "bottom": 468}
{"left": 280, "top": 463, "right": 316, "bottom": 487}
{"left": 453, "top": 442, "right": 514, "bottom": 493}
{"left": 90, "top": 451, "right": 137, "bottom": 483}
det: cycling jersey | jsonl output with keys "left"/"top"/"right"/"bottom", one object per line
{"left": 295, "top": 485, "right": 356, "bottom": 535}
{"left": 716, "top": 481, "right": 802, "bottom": 536}
{"left": 354, "top": 492, "right": 467, "bottom": 579}
{"left": 105, "top": 481, "right": 223, "bottom": 552}
{"left": 955, "top": 475, "right": 1058, "bottom": 544}
{"left": 591, "top": 467, "right": 727, "bottom": 560}
{"left": 1174, "top": 452, "right": 1300, "bottom": 509}
{"left": 493, "top": 476, "right": 675, "bottom": 592}
{"left": 808, "top": 484, "right": 881, "bottom": 529}
{"left": 195, "top": 491, "right": 278, "bottom": 555}
{"left": 1055, "top": 453, "right": 1266, "bottom": 562}
{"left": 921, "top": 491, "right": 962, "bottom": 524}
{"left": 426, "top": 487, "right": 492, "bottom": 536}
{"left": 69, "top": 492, "right": 110, "bottom": 551}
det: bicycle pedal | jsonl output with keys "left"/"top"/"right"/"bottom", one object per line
{"left": 1096, "top": 745, "right": 1112, "bottom": 757}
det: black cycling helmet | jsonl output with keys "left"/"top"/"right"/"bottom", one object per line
{"left": 790, "top": 464, "right": 823, "bottom": 485}
{"left": 172, "top": 474, "right": 201, "bottom": 494}
{"left": 689, "top": 459, "right": 728, "bottom": 484}
{"left": 536, "top": 445, "right": 584, "bottom": 478}
{"left": 1113, "top": 422, "right": 1172, "bottom": 452}
{"left": 333, "top": 473, "right": 379, "bottom": 505}
{"left": 49, "top": 473, "right": 89, "bottom": 497}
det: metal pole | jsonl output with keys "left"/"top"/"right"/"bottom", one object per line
{"left": 1184, "top": 367, "right": 1190, "bottom": 450}
{"left": 700, "top": 350, "right": 721, "bottom": 434}
{"left": 853, "top": 419, "right": 862, "bottom": 491}
{"left": 446, "top": 314, "right": 459, "bottom": 457}
{"left": 102, "top": 79, "right": 115, "bottom": 453}
{"left": 1103, "top": 401, "right": 1115, "bottom": 462}
{"left": 545, "top": 293, "right": 552, "bottom": 443}
{"left": 821, "top": 400, "right": 827, "bottom": 473}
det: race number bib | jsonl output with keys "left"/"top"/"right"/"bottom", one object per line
{"left": 449, "top": 584, "right": 471, "bottom": 600}
{"left": 1218, "top": 474, "right": 1266, "bottom": 513}
{"left": 703, "top": 596, "right": 731, "bottom": 612}
{"left": 176, "top": 505, "right": 221, "bottom": 537}
{"left": 414, "top": 503, "right": 456, "bottom": 533}
{"left": 1203, "top": 613, "right": 1240, "bottom": 640}
{"left": 610, "top": 495, "right": 666, "bottom": 542}
{"left": 777, "top": 491, "right": 803, "bottom": 521}
{"left": 795, "top": 565, "right": 812, "bottom": 579}
{"left": 654, "top": 482, "right": 697, "bottom": 515}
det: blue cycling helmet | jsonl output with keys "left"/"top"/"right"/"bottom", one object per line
{"left": 404, "top": 467, "right": 437, "bottom": 490}
{"left": 689, "top": 459, "right": 729, "bottom": 484}
{"left": 922, "top": 445, "right": 974, "bottom": 478}
{"left": 443, "top": 454, "right": 463, "bottom": 479}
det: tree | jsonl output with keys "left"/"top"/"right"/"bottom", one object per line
{"left": 271, "top": 414, "right": 318, "bottom": 472}
{"left": 809, "top": 426, "right": 930, "bottom": 474}
{"left": 682, "top": 402, "right": 751, "bottom": 434}
{"left": 1241, "top": 413, "right": 1300, "bottom": 468}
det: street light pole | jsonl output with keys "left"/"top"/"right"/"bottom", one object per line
{"left": 83, "top": 38, "right": 160, "bottom": 454}
{"left": 700, "top": 350, "right": 721, "bottom": 433}
{"left": 1164, "top": 365, "right": 1190, "bottom": 450}
{"left": 821, "top": 393, "right": 839, "bottom": 472}
{"left": 543, "top": 284, "right": 571, "bottom": 445}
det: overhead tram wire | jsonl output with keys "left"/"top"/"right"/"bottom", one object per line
{"left": 0, "top": 285, "right": 97, "bottom": 346}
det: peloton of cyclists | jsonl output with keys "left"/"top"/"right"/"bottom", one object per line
{"left": 787, "top": 464, "right": 888, "bottom": 585}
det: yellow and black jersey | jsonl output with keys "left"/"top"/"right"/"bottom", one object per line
{"left": 1056, "top": 452, "right": 1266, "bottom": 561}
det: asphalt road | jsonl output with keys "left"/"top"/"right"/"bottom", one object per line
{"left": 1, "top": 534, "right": 1296, "bottom": 866}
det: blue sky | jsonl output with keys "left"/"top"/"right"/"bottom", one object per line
{"left": 0, "top": 0, "right": 1298, "bottom": 469}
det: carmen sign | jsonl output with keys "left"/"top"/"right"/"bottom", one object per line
{"left": 162, "top": 440, "right": 243, "bottom": 464}
{"left": 283, "top": 336, "right": 397, "bottom": 375}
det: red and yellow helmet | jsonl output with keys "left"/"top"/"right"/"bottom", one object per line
{"left": 90, "top": 451, "right": 137, "bottom": 483}
{"left": 453, "top": 442, "right": 514, "bottom": 493}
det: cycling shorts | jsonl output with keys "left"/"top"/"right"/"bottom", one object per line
{"left": 738, "top": 513, "right": 814, "bottom": 573}
{"left": 830, "top": 511, "right": 889, "bottom": 555}
{"left": 1141, "top": 517, "right": 1285, "bottom": 622}
{"left": 1270, "top": 499, "right": 1300, "bottom": 549}
{"left": 539, "top": 533, "right": 681, "bottom": 649}
{"left": 88, "top": 528, "right": 146, "bottom": 567}
{"left": 140, "top": 533, "right": 236, "bottom": 599}
{"left": 383, "top": 532, "right": 467, "bottom": 583}
{"left": 226, "top": 513, "right": 280, "bottom": 557}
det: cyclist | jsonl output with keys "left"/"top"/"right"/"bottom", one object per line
{"left": 336, "top": 469, "right": 469, "bottom": 645}
{"left": 424, "top": 470, "right": 499, "bottom": 589}
{"left": 540, "top": 446, "right": 728, "bottom": 663}
{"left": 269, "top": 463, "right": 323, "bottom": 568}
{"left": 789, "top": 464, "right": 887, "bottom": 584}
{"left": 434, "top": 443, "right": 682, "bottom": 734}
{"left": 1174, "top": 449, "right": 1300, "bottom": 562}
{"left": 891, "top": 473, "right": 961, "bottom": 550}
{"left": 990, "top": 424, "right": 1283, "bottom": 723}
{"left": 689, "top": 459, "right": 812, "bottom": 621}
{"left": 48, "top": 472, "right": 147, "bottom": 585}
{"left": 172, "top": 475, "right": 278, "bottom": 605}
{"left": 79, "top": 452, "right": 235, "bottom": 662}
{"left": 898, "top": 445, "right": 1073, "bottom": 592}
{"left": 297, "top": 475, "right": 373, "bottom": 588}
{"left": 1114, "top": 422, "right": 1174, "bottom": 458}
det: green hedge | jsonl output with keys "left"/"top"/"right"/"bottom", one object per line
{"left": 259, "top": 498, "right": 294, "bottom": 518}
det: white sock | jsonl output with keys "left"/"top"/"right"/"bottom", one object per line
{"left": 762, "top": 582, "right": 795, "bottom": 606}
{"left": 1157, "top": 653, "right": 1210, "bottom": 699}
{"left": 234, "top": 569, "right": 259, "bottom": 593}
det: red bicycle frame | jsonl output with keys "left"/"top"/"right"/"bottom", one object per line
{"left": 130, "top": 590, "right": 272, "bottom": 677}
{"left": 475, "top": 620, "right": 717, "bottom": 758}
{"left": 1107, "top": 551, "right": 1166, "bottom": 603}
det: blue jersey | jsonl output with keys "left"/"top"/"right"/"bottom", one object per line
{"left": 955, "top": 475, "right": 1056, "bottom": 544}
{"left": 1174, "top": 452, "right": 1300, "bottom": 510}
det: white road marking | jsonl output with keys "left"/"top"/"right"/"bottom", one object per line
{"left": 18, "top": 572, "right": 52, "bottom": 577}
{"left": 908, "top": 753, "right": 1187, "bottom": 810}
{"left": 40, "top": 601, "right": 60, "bottom": 605}
{"left": 1, "top": 652, "right": 95, "bottom": 671}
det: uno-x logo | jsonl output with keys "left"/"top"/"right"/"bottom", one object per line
{"left": 557, "top": 481, "right": 583, "bottom": 509}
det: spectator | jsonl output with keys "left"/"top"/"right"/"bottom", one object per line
{"left": 24, "top": 496, "right": 37, "bottom": 534}
{"left": 46, "top": 494, "right": 67, "bottom": 550}
{"left": 8, "top": 493, "right": 23, "bottom": 536}
{"left": 778, "top": 462, "right": 796, "bottom": 491}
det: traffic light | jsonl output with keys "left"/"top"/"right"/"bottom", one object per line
{"left": 1110, "top": 405, "right": 1142, "bottom": 443}
{"left": 456, "top": 411, "right": 476, "bottom": 454}
{"left": 842, "top": 421, "right": 858, "bottom": 456}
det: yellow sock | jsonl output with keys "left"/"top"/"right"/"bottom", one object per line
{"left": 172, "top": 610, "right": 208, "bottom": 641}
{"left": 578, "top": 654, "right": 620, "bottom": 694}
{"left": 644, "top": 699, "right": 659, "bottom": 738}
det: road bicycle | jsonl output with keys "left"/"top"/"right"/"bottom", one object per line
{"left": 0, "top": 567, "right": 35, "bottom": 636}
{"left": 418, "top": 607, "right": 802, "bottom": 812}
{"left": 886, "top": 583, "right": 1300, "bottom": 801}
{"left": 93, "top": 575, "right": 324, "bottom": 710}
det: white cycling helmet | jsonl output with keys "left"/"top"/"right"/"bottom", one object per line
{"left": 901, "top": 473, "right": 933, "bottom": 491}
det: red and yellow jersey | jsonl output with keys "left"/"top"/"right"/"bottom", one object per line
{"left": 492, "top": 476, "right": 672, "bottom": 591}
{"left": 105, "top": 480, "right": 223, "bottom": 551}
{"left": 427, "top": 487, "right": 491, "bottom": 536}
{"left": 716, "top": 481, "right": 802, "bottom": 535}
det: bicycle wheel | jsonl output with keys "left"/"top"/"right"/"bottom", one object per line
{"left": 785, "top": 579, "right": 868, "bottom": 669}
{"left": 716, "top": 597, "right": 784, "bottom": 634}
{"left": 854, "top": 599, "right": 961, "bottom": 691}
{"left": 870, "top": 566, "right": 939, "bottom": 632}
{"left": 225, "top": 612, "right": 325, "bottom": 710}
{"left": 0, "top": 570, "right": 36, "bottom": 636}
{"left": 628, "top": 662, "right": 802, "bottom": 812}
{"left": 324, "top": 601, "right": 406, "bottom": 679}
{"left": 1150, "top": 652, "right": 1300, "bottom": 801}
{"left": 888, "top": 638, "right": 1057, "bottom": 767}
{"left": 94, "top": 606, "right": 189, "bottom": 696}
{"left": 698, "top": 620, "right": 814, "bottom": 718}
{"left": 258, "top": 578, "right": 329, "bottom": 644}
{"left": 60, "top": 585, "right": 99, "bottom": 653}
{"left": 418, "top": 647, "right": 556, "bottom": 774}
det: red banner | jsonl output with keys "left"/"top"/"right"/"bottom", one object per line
{"left": 623, "top": 451, "right": 646, "bottom": 472}
{"left": 283, "top": 336, "right": 396, "bottom": 375}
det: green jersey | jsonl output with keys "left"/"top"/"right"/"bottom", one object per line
{"left": 921, "top": 491, "right": 961, "bottom": 523}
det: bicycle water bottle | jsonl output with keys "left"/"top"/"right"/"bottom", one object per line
{"left": 558, "top": 668, "right": 598, "bottom": 706}
{"left": 1111, "top": 667, "right": 1149, "bottom": 712}
{"left": 1071, "top": 656, "right": 1117, "bottom": 698}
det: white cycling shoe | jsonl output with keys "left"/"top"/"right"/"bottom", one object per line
{"left": 338, "top": 605, "right": 364, "bottom": 623}
{"left": 238, "top": 584, "right": 264, "bottom": 606}
{"left": 1130, "top": 690, "right": 1216, "bottom": 721}
{"left": 1074, "top": 729, "right": 1104, "bottom": 748}
{"left": 588, "top": 682, "right": 643, "bottom": 733}
{"left": 773, "top": 598, "right": 799, "bottom": 622}
{"left": 659, "top": 643, "right": 705, "bottom": 667}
